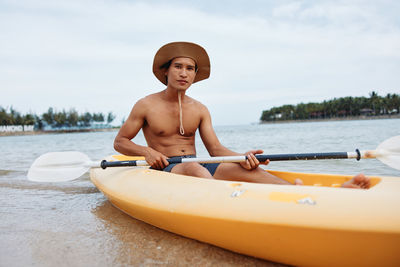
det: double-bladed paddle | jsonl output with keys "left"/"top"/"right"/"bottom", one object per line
{"left": 27, "top": 135, "right": 400, "bottom": 182}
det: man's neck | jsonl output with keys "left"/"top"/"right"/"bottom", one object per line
{"left": 163, "top": 87, "right": 186, "bottom": 102}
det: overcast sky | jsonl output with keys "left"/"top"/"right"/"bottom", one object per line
{"left": 1, "top": 0, "right": 399, "bottom": 125}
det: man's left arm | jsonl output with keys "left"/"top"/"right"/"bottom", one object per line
{"left": 198, "top": 105, "right": 268, "bottom": 170}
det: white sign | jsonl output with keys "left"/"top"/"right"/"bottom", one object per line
{"left": 0, "top": 125, "right": 34, "bottom": 132}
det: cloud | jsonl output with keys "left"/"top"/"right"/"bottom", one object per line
{"left": 1, "top": 0, "right": 399, "bottom": 125}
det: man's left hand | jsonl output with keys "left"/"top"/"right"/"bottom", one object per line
{"left": 239, "top": 150, "right": 270, "bottom": 170}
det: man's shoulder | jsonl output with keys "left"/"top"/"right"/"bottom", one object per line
{"left": 185, "top": 96, "right": 209, "bottom": 114}
{"left": 136, "top": 92, "right": 163, "bottom": 106}
{"left": 186, "top": 95, "right": 205, "bottom": 107}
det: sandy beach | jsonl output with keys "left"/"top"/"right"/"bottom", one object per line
{"left": 0, "top": 172, "right": 284, "bottom": 267}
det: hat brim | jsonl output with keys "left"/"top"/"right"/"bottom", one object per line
{"left": 153, "top": 42, "right": 210, "bottom": 85}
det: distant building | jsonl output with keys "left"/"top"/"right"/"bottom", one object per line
{"left": 360, "top": 108, "right": 374, "bottom": 116}
{"left": 40, "top": 121, "right": 112, "bottom": 131}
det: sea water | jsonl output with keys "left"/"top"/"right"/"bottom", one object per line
{"left": 1, "top": 119, "right": 399, "bottom": 266}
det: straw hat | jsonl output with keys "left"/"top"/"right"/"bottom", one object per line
{"left": 152, "top": 42, "right": 210, "bottom": 85}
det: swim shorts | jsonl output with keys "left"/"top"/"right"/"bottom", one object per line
{"left": 151, "top": 155, "right": 220, "bottom": 176}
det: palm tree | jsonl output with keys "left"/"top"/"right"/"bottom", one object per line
{"left": 54, "top": 110, "right": 67, "bottom": 127}
{"left": 67, "top": 109, "right": 79, "bottom": 126}
{"left": 107, "top": 112, "right": 116, "bottom": 124}
{"left": 42, "top": 108, "right": 55, "bottom": 126}
{"left": 260, "top": 92, "right": 400, "bottom": 122}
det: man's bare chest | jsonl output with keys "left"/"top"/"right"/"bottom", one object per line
{"left": 144, "top": 107, "right": 201, "bottom": 137}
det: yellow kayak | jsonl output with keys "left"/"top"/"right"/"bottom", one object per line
{"left": 90, "top": 155, "right": 400, "bottom": 267}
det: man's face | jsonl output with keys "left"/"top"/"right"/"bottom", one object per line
{"left": 165, "top": 57, "right": 197, "bottom": 90}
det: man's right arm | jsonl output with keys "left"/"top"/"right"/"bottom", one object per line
{"left": 113, "top": 99, "right": 169, "bottom": 169}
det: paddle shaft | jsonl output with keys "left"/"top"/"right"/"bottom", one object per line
{"left": 100, "top": 150, "right": 364, "bottom": 169}
{"left": 27, "top": 135, "right": 399, "bottom": 182}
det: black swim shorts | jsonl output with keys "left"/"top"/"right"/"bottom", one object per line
{"left": 151, "top": 155, "right": 220, "bottom": 176}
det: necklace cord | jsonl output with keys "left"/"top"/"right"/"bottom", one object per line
{"left": 178, "top": 91, "right": 185, "bottom": 135}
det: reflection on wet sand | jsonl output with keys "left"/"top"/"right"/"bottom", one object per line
{"left": 92, "top": 200, "right": 286, "bottom": 266}
{"left": 0, "top": 180, "right": 100, "bottom": 194}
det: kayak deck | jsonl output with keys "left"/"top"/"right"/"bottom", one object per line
{"left": 90, "top": 155, "right": 400, "bottom": 267}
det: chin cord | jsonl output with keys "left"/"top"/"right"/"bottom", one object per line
{"left": 178, "top": 91, "right": 185, "bottom": 135}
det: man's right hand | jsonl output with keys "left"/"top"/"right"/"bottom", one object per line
{"left": 144, "top": 148, "right": 169, "bottom": 170}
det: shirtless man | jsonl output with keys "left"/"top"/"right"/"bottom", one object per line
{"left": 114, "top": 42, "right": 370, "bottom": 189}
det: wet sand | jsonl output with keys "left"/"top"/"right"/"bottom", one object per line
{"left": 0, "top": 172, "right": 286, "bottom": 267}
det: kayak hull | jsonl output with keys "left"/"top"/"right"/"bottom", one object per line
{"left": 90, "top": 156, "right": 400, "bottom": 266}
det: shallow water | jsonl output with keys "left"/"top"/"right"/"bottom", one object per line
{"left": 1, "top": 119, "right": 399, "bottom": 266}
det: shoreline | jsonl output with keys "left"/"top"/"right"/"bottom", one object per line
{"left": 2, "top": 115, "right": 399, "bottom": 136}
{"left": 260, "top": 114, "right": 400, "bottom": 124}
{"left": 0, "top": 127, "right": 119, "bottom": 137}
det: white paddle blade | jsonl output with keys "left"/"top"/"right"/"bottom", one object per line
{"left": 376, "top": 135, "right": 400, "bottom": 171}
{"left": 28, "top": 151, "right": 93, "bottom": 182}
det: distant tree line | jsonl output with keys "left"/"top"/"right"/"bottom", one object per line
{"left": 0, "top": 107, "right": 116, "bottom": 129}
{"left": 260, "top": 92, "right": 400, "bottom": 122}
